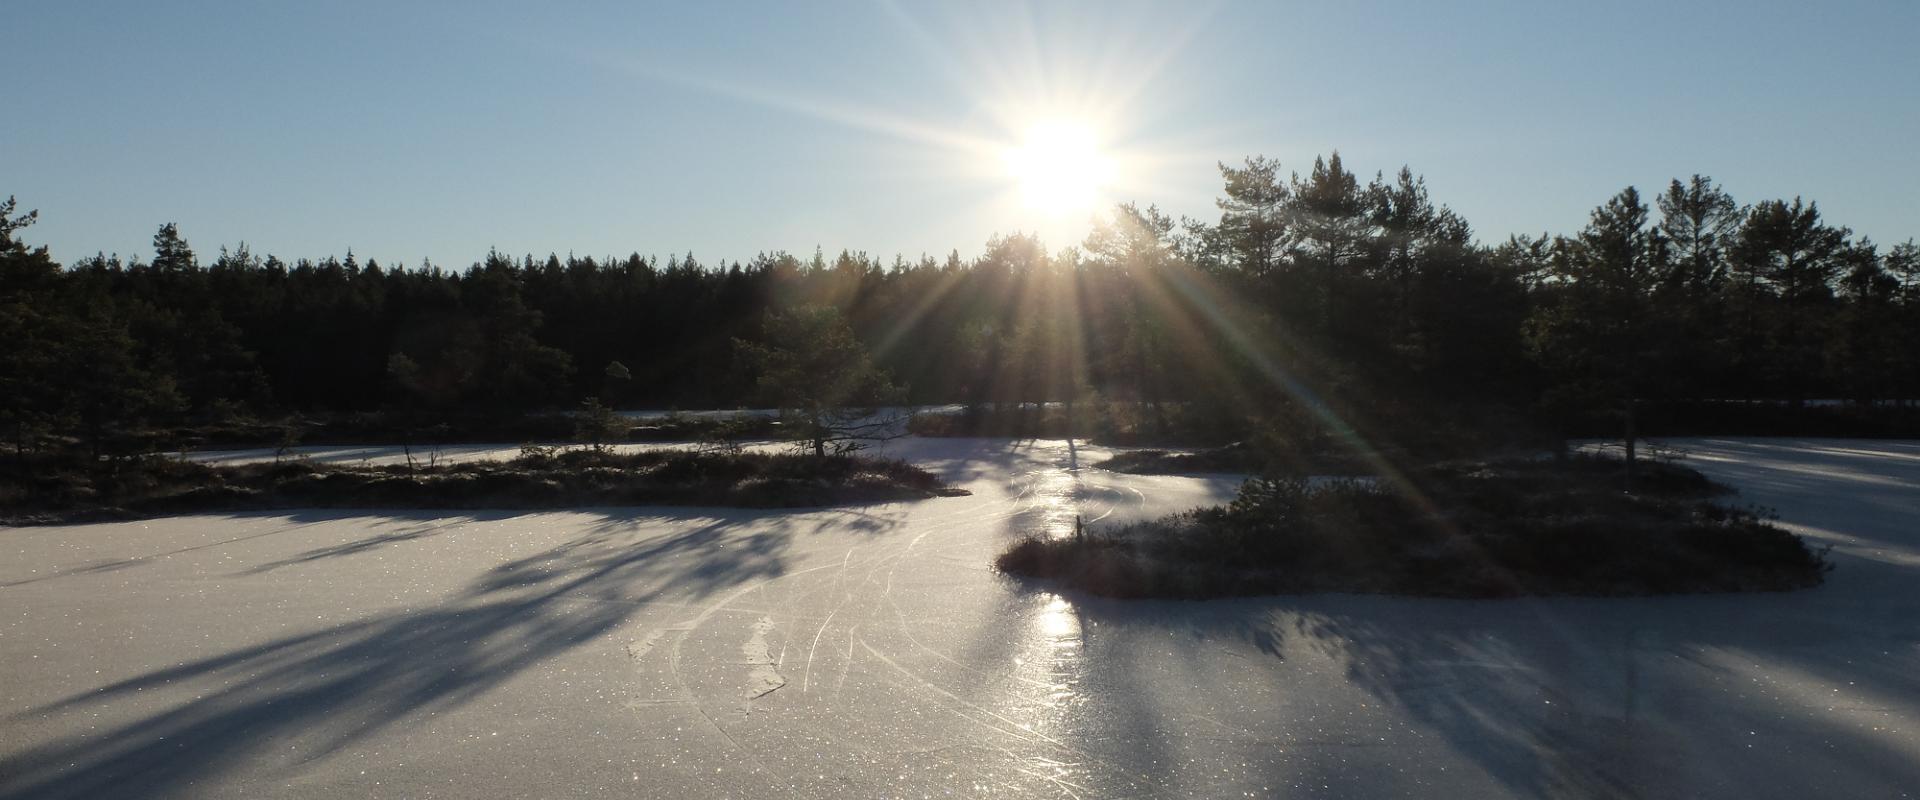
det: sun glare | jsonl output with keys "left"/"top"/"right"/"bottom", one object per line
{"left": 1002, "top": 121, "right": 1114, "bottom": 216}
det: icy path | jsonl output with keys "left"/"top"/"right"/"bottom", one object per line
{"left": 3, "top": 438, "right": 1918, "bottom": 798}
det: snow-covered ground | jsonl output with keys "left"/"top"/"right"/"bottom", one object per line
{"left": 172, "top": 440, "right": 766, "bottom": 467}
{"left": 2, "top": 437, "right": 1917, "bottom": 798}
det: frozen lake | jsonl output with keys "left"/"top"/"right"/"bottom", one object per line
{"left": 3, "top": 437, "right": 1918, "bottom": 798}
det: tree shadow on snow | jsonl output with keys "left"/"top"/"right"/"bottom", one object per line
{"left": 999, "top": 438, "right": 1920, "bottom": 797}
{"left": 0, "top": 504, "right": 907, "bottom": 800}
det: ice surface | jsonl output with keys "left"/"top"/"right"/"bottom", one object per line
{"left": 3, "top": 437, "right": 1918, "bottom": 798}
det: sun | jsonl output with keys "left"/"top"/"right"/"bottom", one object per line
{"left": 1002, "top": 120, "right": 1114, "bottom": 216}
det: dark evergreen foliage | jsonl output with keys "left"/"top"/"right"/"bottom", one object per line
{"left": 2, "top": 152, "right": 1915, "bottom": 455}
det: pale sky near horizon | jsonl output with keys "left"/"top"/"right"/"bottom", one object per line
{"left": 6, "top": 0, "right": 1917, "bottom": 269}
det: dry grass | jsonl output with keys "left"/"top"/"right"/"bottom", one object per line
{"left": 999, "top": 455, "right": 1828, "bottom": 598}
{"left": 1, "top": 449, "right": 964, "bottom": 525}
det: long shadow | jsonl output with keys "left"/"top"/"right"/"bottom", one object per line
{"left": 876, "top": 436, "right": 1050, "bottom": 486}
{"left": 234, "top": 515, "right": 473, "bottom": 574}
{"left": 0, "top": 556, "right": 149, "bottom": 589}
{"left": 1291, "top": 593, "right": 1920, "bottom": 796}
{"left": 1036, "top": 584, "right": 1920, "bottom": 796}
{"left": 0, "top": 514, "right": 346, "bottom": 589}
{"left": 1011, "top": 438, "right": 1920, "bottom": 796}
{"left": 0, "top": 506, "right": 828, "bottom": 800}
{"left": 9, "top": 502, "right": 913, "bottom": 586}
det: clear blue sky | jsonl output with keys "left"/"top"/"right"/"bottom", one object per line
{"left": 7, "top": 0, "right": 1916, "bottom": 268}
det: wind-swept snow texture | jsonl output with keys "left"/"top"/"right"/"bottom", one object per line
{"left": 2, "top": 437, "right": 1917, "bottom": 798}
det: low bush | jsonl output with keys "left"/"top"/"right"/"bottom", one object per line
{"left": 998, "top": 454, "right": 1827, "bottom": 598}
{"left": 79, "top": 409, "right": 789, "bottom": 454}
{"left": 0, "top": 449, "right": 965, "bottom": 525}
{"left": 1098, "top": 441, "right": 1377, "bottom": 476}
{"left": 907, "top": 401, "right": 1247, "bottom": 446}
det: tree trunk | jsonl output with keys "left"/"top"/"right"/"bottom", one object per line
{"left": 1623, "top": 397, "right": 1638, "bottom": 487}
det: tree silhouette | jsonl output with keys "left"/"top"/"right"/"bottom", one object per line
{"left": 736, "top": 305, "right": 903, "bottom": 456}
{"left": 1733, "top": 198, "right": 1848, "bottom": 407}
{"left": 0, "top": 148, "right": 1913, "bottom": 458}
{"left": 1528, "top": 187, "right": 1665, "bottom": 477}
{"left": 1215, "top": 157, "right": 1290, "bottom": 276}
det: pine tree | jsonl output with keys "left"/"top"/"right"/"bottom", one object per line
{"left": 150, "top": 223, "right": 196, "bottom": 272}
{"left": 1528, "top": 187, "right": 1664, "bottom": 479}
{"left": 736, "top": 305, "right": 902, "bottom": 456}
{"left": 1732, "top": 198, "right": 1848, "bottom": 406}
{"left": 1214, "top": 157, "right": 1290, "bottom": 276}
{"left": 1655, "top": 175, "right": 1741, "bottom": 291}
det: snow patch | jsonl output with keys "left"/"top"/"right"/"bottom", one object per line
{"left": 625, "top": 629, "right": 666, "bottom": 661}
{"left": 741, "top": 616, "right": 786, "bottom": 699}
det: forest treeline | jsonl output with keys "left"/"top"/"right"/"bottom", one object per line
{"left": 3, "top": 152, "right": 1917, "bottom": 452}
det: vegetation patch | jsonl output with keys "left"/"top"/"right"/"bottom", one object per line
{"left": 1, "top": 449, "right": 965, "bottom": 526}
{"left": 906, "top": 402, "right": 1248, "bottom": 446}
{"left": 913, "top": 399, "right": 1557, "bottom": 476}
{"left": 997, "top": 455, "right": 1828, "bottom": 599}
{"left": 907, "top": 406, "right": 1090, "bottom": 440}
{"left": 1098, "top": 441, "right": 1372, "bottom": 476}
{"left": 75, "top": 410, "right": 786, "bottom": 455}
{"left": 1098, "top": 405, "right": 1554, "bottom": 476}
{"left": 624, "top": 414, "right": 781, "bottom": 443}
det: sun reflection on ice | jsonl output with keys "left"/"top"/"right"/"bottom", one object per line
{"left": 1039, "top": 595, "right": 1081, "bottom": 641}
{"left": 1037, "top": 596, "right": 1083, "bottom": 708}
{"left": 1031, "top": 467, "right": 1084, "bottom": 540}
{"left": 1019, "top": 594, "right": 1083, "bottom": 708}
{"left": 991, "top": 592, "right": 1091, "bottom": 791}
